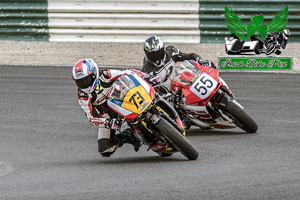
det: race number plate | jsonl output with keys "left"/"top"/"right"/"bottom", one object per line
{"left": 190, "top": 73, "right": 218, "bottom": 100}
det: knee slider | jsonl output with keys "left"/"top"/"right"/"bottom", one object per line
{"left": 98, "top": 138, "right": 119, "bottom": 157}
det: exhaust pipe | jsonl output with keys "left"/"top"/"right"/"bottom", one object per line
{"left": 188, "top": 117, "right": 211, "bottom": 129}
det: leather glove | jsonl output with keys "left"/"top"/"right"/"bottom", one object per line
{"left": 89, "top": 117, "right": 106, "bottom": 127}
{"left": 104, "top": 118, "right": 120, "bottom": 130}
{"left": 194, "top": 56, "right": 201, "bottom": 63}
{"left": 198, "top": 60, "right": 216, "bottom": 69}
{"left": 144, "top": 74, "right": 161, "bottom": 86}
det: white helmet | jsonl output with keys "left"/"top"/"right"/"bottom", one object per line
{"left": 72, "top": 59, "right": 99, "bottom": 93}
{"left": 283, "top": 29, "right": 290, "bottom": 40}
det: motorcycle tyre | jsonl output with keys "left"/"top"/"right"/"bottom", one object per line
{"left": 255, "top": 49, "right": 261, "bottom": 55}
{"left": 223, "top": 101, "right": 258, "bottom": 133}
{"left": 275, "top": 49, "right": 281, "bottom": 55}
{"left": 265, "top": 44, "right": 276, "bottom": 55}
{"left": 154, "top": 118, "right": 198, "bottom": 160}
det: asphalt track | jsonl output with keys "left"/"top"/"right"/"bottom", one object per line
{"left": 1, "top": 66, "right": 300, "bottom": 200}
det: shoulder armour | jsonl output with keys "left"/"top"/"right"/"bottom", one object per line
{"left": 78, "top": 89, "right": 89, "bottom": 99}
{"left": 166, "top": 45, "right": 176, "bottom": 51}
{"left": 166, "top": 45, "right": 179, "bottom": 55}
{"left": 100, "top": 69, "right": 112, "bottom": 79}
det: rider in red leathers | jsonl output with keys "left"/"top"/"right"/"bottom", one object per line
{"left": 72, "top": 58, "right": 160, "bottom": 157}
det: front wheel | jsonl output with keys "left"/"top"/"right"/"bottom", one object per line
{"left": 265, "top": 43, "right": 276, "bottom": 55}
{"left": 222, "top": 101, "right": 258, "bottom": 133}
{"left": 154, "top": 118, "right": 198, "bottom": 160}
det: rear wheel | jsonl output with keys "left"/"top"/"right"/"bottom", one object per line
{"left": 154, "top": 118, "right": 198, "bottom": 160}
{"left": 222, "top": 101, "right": 258, "bottom": 133}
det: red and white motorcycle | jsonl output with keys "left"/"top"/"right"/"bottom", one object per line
{"left": 168, "top": 60, "right": 258, "bottom": 133}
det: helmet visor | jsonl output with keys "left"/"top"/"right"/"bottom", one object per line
{"left": 146, "top": 48, "right": 165, "bottom": 63}
{"left": 74, "top": 73, "right": 95, "bottom": 89}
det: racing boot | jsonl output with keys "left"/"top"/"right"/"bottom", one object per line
{"left": 98, "top": 127, "right": 120, "bottom": 157}
{"left": 98, "top": 138, "right": 119, "bottom": 157}
{"left": 115, "top": 128, "right": 141, "bottom": 152}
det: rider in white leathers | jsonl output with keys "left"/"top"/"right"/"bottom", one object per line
{"left": 72, "top": 58, "right": 159, "bottom": 157}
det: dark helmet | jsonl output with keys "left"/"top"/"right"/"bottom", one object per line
{"left": 144, "top": 36, "right": 165, "bottom": 67}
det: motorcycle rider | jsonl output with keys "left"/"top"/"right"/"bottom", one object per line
{"left": 142, "top": 35, "right": 216, "bottom": 91}
{"left": 142, "top": 36, "right": 218, "bottom": 130}
{"left": 281, "top": 29, "right": 290, "bottom": 49}
{"left": 262, "top": 29, "right": 290, "bottom": 55}
{"left": 72, "top": 58, "right": 160, "bottom": 157}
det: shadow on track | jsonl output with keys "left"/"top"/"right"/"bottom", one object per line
{"left": 186, "top": 128, "right": 248, "bottom": 137}
{"left": 97, "top": 155, "right": 188, "bottom": 164}
{"left": 18, "top": 155, "right": 189, "bottom": 171}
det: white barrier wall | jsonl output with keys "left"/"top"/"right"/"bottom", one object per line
{"left": 47, "top": 0, "right": 201, "bottom": 43}
{"left": 1, "top": 1, "right": 299, "bottom": 43}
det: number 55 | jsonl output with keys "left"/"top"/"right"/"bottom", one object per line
{"left": 193, "top": 76, "right": 213, "bottom": 95}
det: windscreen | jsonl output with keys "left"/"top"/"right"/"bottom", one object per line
{"left": 110, "top": 75, "right": 137, "bottom": 101}
{"left": 174, "top": 61, "right": 201, "bottom": 86}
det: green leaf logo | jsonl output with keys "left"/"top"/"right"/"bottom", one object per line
{"left": 245, "top": 15, "right": 270, "bottom": 39}
{"left": 258, "top": 25, "right": 269, "bottom": 38}
{"left": 251, "top": 15, "right": 264, "bottom": 26}
{"left": 245, "top": 24, "right": 256, "bottom": 38}
{"left": 225, "top": 6, "right": 288, "bottom": 40}
{"left": 224, "top": 6, "right": 247, "bottom": 41}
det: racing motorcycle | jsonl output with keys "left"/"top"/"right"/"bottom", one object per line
{"left": 258, "top": 29, "right": 290, "bottom": 55}
{"left": 107, "top": 73, "right": 199, "bottom": 160}
{"left": 168, "top": 60, "right": 258, "bottom": 133}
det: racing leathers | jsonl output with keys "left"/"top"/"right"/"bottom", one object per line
{"left": 142, "top": 45, "right": 215, "bottom": 92}
{"left": 77, "top": 68, "right": 153, "bottom": 157}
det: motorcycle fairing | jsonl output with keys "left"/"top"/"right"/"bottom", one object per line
{"left": 149, "top": 142, "right": 167, "bottom": 152}
{"left": 108, "top": 98, "right": 138, "bottom": 119}
{"left": 226, "top": 38, "right": 243, "bottom": 52}
{"left": 107, "top": 74, "right": 155, "bottom": 119}
{"left": 190, "top": 72, "right": 218, "bottom": 100}
{"left": 225, "top": 37, "right": 260, "bottom": 54}
{"left": 122, "top": 85, "right": 152, "bottom": 114}
{"left": 175, "top": 62, "right": 221, "bottom": 105}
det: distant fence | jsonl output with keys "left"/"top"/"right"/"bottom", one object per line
{"left": 0, "top": 0, "right": 299, "bottom": 43}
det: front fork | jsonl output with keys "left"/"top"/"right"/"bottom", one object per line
{"left": 130, "top": 101, "right": 185, "bottom": 145}
{"left": 129, "top": 110, "right": 167, "bottom": 146}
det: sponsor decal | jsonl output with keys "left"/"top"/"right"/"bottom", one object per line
{"left": 149, "top": 142, "right": 166, "bottom": 152}
{"left": 75, "top": 69, "right": 84, "bottom": 78}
